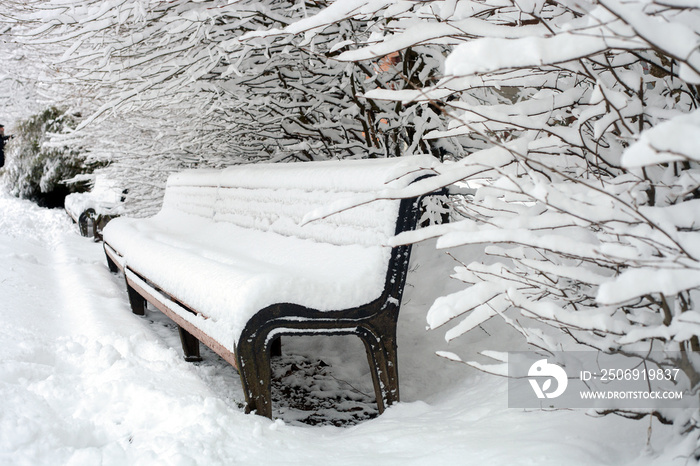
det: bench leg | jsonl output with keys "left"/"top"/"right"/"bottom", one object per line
{"left": 236, "top": 334, "right": 274, "bottom": 418}
{"left": 125, "top": 280, "right": 146, "bottom": 316}
{"left": 105, "top": 252, "right": 119, "bottom": 274}
{"left": 178, "top": 325, "right": 203, "bottom": 362}
{"left": 236, "top": 307, "right": 400, "bottom": 418}
{"left": 358, "top": 324, "right": 400, "bottom": 413}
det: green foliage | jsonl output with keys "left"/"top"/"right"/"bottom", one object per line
{"left": 2, "top": 107, "right": 93, "bottom": 208}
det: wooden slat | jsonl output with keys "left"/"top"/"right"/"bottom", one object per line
{"left": 125, "top": 271, "right": 239, "bottom": 369}
{"left": 104, "top": 243, "right": 125, "bottom": 272}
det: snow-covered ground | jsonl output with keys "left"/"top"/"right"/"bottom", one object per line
{"left": 0, "top": 191, "right": 685, "bottom": 465}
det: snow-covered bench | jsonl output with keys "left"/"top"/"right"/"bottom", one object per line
{"left": 102, "top": 156, "right": 437, "bottom": 418}
{"left": 65, "top": 175, "right": 126, "bottom": 239}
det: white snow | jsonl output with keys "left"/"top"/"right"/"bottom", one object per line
{"left": 336, "top": 19, "right": 547, "bottom": 62}
{"left": 621, "top": 110, "right": 700, "bottom": 167}
{"left": 597, "top": 267, "right": 700, "bottom": 305}
{"left": 444, "top": 33, "right": 643, "bottom": 77}
{"left": 0, "top": 190, "right": 686, "bottom": 465}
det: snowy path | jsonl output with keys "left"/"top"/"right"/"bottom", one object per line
{"left": 0, "top": 194, "right": 239, "bottom": 464}
{"left": 0, "top": 193, "right": 683, "bottom": 465}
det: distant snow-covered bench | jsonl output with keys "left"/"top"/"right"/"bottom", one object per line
{"left": 65, "top": 175, "right": 126, "bottom": 239}
{"left": 102, "top": 156, "right": 437, "bottom": 418}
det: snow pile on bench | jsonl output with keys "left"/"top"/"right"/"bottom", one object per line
{"left": 103, "top": 156, "right": 437, "bottom": 350}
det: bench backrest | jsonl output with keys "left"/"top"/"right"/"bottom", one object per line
{"left": 160, "top": 156, "right": 436, "bottom": 248}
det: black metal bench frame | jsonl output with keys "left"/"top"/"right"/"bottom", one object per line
{"left": 104, "top": 184, "right": 429, "bottom": 419}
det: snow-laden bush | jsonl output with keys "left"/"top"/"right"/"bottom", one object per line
{"left": 2, "top": 107, "right": 92, "bottom": 208}
{"left": 4, "top": 0, "right": 462, "bottom": 216}
{"left": 262, "top": 0, "right": 700, "bottom": 455}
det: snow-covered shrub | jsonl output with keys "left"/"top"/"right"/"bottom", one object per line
{"left": 2, "top": 107, "right": 93, "bottom": 208}
{"left": 268, "top": 0, "right": 700, "bottom": 454}
{"left": 3, "top": 0, "right": 459, "bottom": 214}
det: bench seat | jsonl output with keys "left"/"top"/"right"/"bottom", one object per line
{"left": 103, "top": 156, "right": 438, "bottom": 418}
{"left": 105, "top": 212, "right": 389, "bottom": 352}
